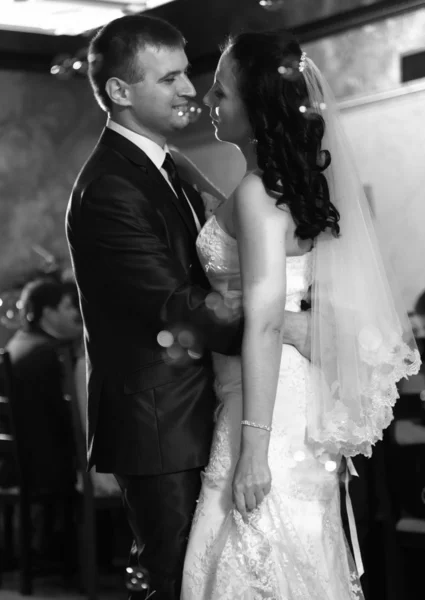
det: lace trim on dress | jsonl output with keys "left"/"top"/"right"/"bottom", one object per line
{"left": 310, "top": 343, "right": 421, "bottom": 458}
{"left": 185, "top": 489, "right": 364, "bottom": 600}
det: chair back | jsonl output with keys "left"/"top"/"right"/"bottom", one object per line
{"left": 0, "top": 349, "right": 24, "bottom": 486}
{"left": 0, "top": 348, "right": 34, "bottom": 594}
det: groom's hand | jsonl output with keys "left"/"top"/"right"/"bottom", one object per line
{"left": 282, "top": 310, "right": 311, "bottom": 360}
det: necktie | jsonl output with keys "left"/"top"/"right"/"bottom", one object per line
{"left": 162, "top": 153, "right": 196, "bottom": 229}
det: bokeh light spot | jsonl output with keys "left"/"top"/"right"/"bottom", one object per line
{"left": 294, "top": 451, "right": 305, "bottom": 462}
{"left": 178, "top": 330, "right": 195, "bottom": 348}
{"left": 325, "top": 460, "right": 337, "bottom": 472}
{"left": 166, "top": 345, "right": 184, "bottom": 360}
{"left": 205, "top": 292, "right": 222, "bottom": 311}
{"left": 157, "top": 330, "right": 174, "bottom": 348}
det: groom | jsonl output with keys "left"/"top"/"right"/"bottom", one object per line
{"left": 66, "top": 14, "right": 310, "bottom": 600}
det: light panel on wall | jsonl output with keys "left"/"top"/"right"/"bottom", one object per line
{"left": 0, "top": 0, "right": 179, "bottom": 36}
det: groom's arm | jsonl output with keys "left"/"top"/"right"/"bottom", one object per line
{"left": 282, "top": 310, "right": 311, "bottom": 360}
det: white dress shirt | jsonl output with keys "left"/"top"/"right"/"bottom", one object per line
{"left": 106, "top": 119, "right": 201, "bottom": 232}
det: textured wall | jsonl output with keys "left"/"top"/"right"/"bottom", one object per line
{"left": 304, "top": 8, "right": 425, "bottom": 99}
{"left": 341, "top": 86, "right": 425, "bottom": 309}
{"left": 0, "top": 70, "right": 103, "bottom": 291}
{"left": 274, "top": 0, "right": 383, "bottom": 26}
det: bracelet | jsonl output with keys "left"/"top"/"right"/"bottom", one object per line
{"left": 241, "top": 420, "right": 272, "bottom": 432}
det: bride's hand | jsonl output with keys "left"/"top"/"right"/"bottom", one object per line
{"left": 232, "top": 450, "right": 272, "bottom": 521}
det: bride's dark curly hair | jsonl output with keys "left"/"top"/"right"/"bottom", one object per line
{"left": 224, "top": 30, "right": 340, "bottom": 239}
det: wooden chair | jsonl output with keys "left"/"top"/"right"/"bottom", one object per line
{"left": 394, "top": 495, "right": 425, "bottom": 600}
{"left": 0, "top": 348, "right": 32, "bottom": 594}
{"left": 0, "top": 348, "right": 76, "bottom": 596}
{"left": 58, "top": 346, "right": 123, "bottom": 600}
{"left": 388, "top": 392, "right": 425, "bottom": 600}
{"left": 342, "top": 439, "right": 402, "bottom": 600}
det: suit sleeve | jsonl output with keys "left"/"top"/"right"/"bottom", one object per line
{"left": 78, "top": 174, "right": 242, "bottom": 355}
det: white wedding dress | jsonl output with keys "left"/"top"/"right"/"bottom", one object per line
{"left": 181, "top": 214, "right": 364, "bottom": 600}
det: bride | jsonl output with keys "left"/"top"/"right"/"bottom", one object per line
{"left": 179, "top": 30, "right": 420, "bottom": 600}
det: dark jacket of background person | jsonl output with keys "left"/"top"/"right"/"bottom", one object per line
{"left": 1, "top": 326, "right": 75, "bottom": 492}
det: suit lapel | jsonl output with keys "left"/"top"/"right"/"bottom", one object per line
{"left": 99, "top": 127, "right": 149, "bottom": 170}
{"left": 182, "top": 182, "right": 206, "bottom": 229}
{"left": 146, "top": 163, "right": 199, "bottom": 239}
{"left": 99, "top": 128, "right": 199, "bottom": 239}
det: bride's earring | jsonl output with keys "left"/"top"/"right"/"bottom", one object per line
{"left": 249, "top": 137, "right": 258, "bottom": 145}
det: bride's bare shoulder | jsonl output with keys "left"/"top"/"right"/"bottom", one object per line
{"left": 234, "top": 171, "right": 263, "bottom": 199}
{"left": 234, "top": 171, "right": 290, "bottom": 223}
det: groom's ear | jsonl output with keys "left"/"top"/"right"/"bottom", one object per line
{"left": 105, "top": 77, "right": 132, "bottom": 108}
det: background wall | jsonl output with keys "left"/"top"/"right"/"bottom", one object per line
{"left": 304, "top": 6, "right": 425, "bottom": 99}
{"left": 0, "top": 71, "right": 103, "bottom": 291}
{"left": 341, "top": 84, "right": 425, "bottom": 307}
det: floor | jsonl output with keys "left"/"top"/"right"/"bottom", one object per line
{"left": 0, "top": 571, "right": 124, "bottom": 599}
{"left": 0, "top": 503, "right": 131, "bottom": 599}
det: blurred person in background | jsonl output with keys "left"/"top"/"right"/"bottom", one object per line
{"left": 0, "top": 278, "right": 82, "bottom": 561}
{"left": 412, "top": 292, "right": 425, "bottom": 348}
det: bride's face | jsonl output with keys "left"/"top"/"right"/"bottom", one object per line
{"left": 203, "top": 52, "right": 251, "bottom": 146}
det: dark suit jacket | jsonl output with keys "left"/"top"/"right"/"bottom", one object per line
{"left": 66, "top": 128, "right": 242, "bottom": 476}
{"left": 2, "top": 328, "right": 75, "bottom": 492}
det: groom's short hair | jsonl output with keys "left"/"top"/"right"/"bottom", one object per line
{"left": 88, "top": 15, "right": 186, "bottom": 113}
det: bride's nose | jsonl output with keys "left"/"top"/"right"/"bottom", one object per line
{"left": 203, "top": 89, "right": 213, "bottom": 108}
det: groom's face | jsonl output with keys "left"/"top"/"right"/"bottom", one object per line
{"left": 125, "top": 45, "right": 196, "bottom": 143}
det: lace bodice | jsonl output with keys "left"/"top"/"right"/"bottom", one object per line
{"left": 196, "top": 214, "right": 313, "bottom": 312}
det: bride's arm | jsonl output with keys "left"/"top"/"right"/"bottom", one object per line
{"left": 232, "top": 174, "right": 289, "bottom": 520}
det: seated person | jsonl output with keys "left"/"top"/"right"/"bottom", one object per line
{"left": 384, "top": 293, "right": 425, "bottom": 524}
{"left": 412, "top": 292, "right": 425, "bottom": 341}
{"left": 2, "top": 277, "right": 82, "bottom": 492}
